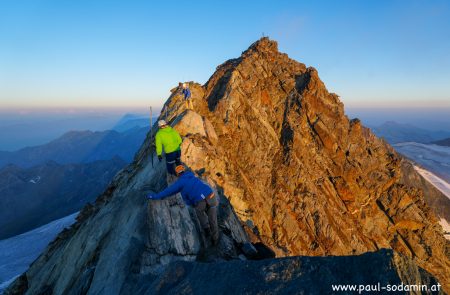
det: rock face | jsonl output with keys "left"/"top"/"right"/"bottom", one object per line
{"left": 5, "top": 145, "right": 248, "bottom": 295}
{"left": 123, "top": 250, "right": 443, "bottom": 295}
{"left": 160, "top": 38, "right": 450, "bottom": 289}
{"left": 6, "top": 38, "right": 449, "bottom": 294}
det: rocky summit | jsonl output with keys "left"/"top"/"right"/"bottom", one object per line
{"left": 6, "top": 38, "right": 449, "bottom": 294}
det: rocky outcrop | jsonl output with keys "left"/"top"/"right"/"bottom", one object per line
{"left": 126, "top": 250, "right": 443, "bottom": 295}
{"left": 6, "top": 38, "right": 449, "bottom": 294}
{"left": 5, "top": 141, "right": 249, "bottom": 294}
{"left": 160, "top": 38, "right": 450, "bottom": 290}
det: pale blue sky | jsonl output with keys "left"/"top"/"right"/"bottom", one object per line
{"left": 0, "top": 0, "right": 449, "bottom": 110}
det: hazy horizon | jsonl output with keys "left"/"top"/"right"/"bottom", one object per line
{"left": 0, "top": 106, "right": 449, "bottom": 152}
{"left": 1, "top": 1, "right": 450, "bottom": 150}
{"left": 1, "top": 0, "right": 449, "bottom": 110}
{"left": 0, "top": 108, "right": 152, "bottom": 151}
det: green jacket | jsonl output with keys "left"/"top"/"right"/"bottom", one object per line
{"left": 155, "top": 126, "right": 182, "bottom": 156}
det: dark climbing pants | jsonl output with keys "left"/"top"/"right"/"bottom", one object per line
{"left": 165, "top": 150, "right": 181, "bottom": 175}
{"left": 194, "top": 194, "right": 219, "bottom": 243}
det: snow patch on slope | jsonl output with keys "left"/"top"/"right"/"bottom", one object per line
{"left": 394, "top": 142, "right": 450, "bottom": 182}
{"left": 414, "top": 166, "right": 450, "bottom": 199}
{"left": 29, "top": 176, "right": 41, "bottom": 184}
{"left": 440, "top": 218, "right": 450, "bottom": 240}
{"left": 413, "top": 165, "right": 450, "bottom": 240}
{"left": 0, "top": 212, "right": 78, "bottom": 293}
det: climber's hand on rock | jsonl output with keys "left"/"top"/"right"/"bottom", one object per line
{"left": 146, "top": 193, "right": 154, "bottom": 200}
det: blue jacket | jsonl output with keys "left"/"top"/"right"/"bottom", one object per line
{"left": 182, "top": 88, "right": 191, "bottom": 100}
{"left": 152, "top": 171, "right": 213, "bottom": 206}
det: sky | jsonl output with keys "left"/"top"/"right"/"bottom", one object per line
{"left": 0, "top": 0, "right": 449, "bottom": 111}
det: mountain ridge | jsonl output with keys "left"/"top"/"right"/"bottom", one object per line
{"left": 0, "top": 127, "right": 148, "bottom": 169}
{"left": 160, "top": 37, "right": 450, "bottom": 287}
{"left": 371, "top": 121, "right": 450, "bottom": 144}
{"left": 5, "top": 38, "right": 449, "bottom": 294}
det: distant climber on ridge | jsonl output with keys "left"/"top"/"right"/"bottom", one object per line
{"left": 181, "top": 82, "right": 193, "bottom": 110}
{"left": 155, "top": 119, "right": 182, "bottom": 175}
{"left": 146, "top": 164, "right": 220, "bottom": 245}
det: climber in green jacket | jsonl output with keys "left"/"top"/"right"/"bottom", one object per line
{"left": 155, "top": 120, "right": 182, "bottom": 175}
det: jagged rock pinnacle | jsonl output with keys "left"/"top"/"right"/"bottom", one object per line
{"left": 246, "top": 37, "right": 279, "bottom": 53}
{"left": 161, "top": 38, "right": 450, "bottom": 290}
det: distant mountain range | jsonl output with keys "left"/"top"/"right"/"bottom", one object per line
{"left": 0, "top": 114, "right": 151, "bottom": 239}
{"left": 0, "top": 127, "right": 148, "bottom": 169}
{"left": 0, "top": 112, "right": 153, "bottom": 151}
{"left": 370, "top": 121, "right": 450, "bottom": 144}
{"left": 0, "top": 113, "right": 153, "bottom": 286}
{"left": 112, "top": 114, "right": 152, "bottom": 132}
{"left": 0, "top": 114, "right": 122, "bottom": 152}
{"left": 0, "top": 157, "right": 126, "bottom": 240}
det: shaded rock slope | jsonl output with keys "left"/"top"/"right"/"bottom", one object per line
{"left": 6, "top": 38, "right": 449, "bottom": 294}
{"left": 130, "top": 250, "right": 442, "bottom": 295}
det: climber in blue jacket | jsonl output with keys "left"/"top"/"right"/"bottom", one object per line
{"left": 146, "top": 164, "right": 219, "bottom": 245}
{"left": 181, "top": 82, "right": 193, "bottom": 110}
